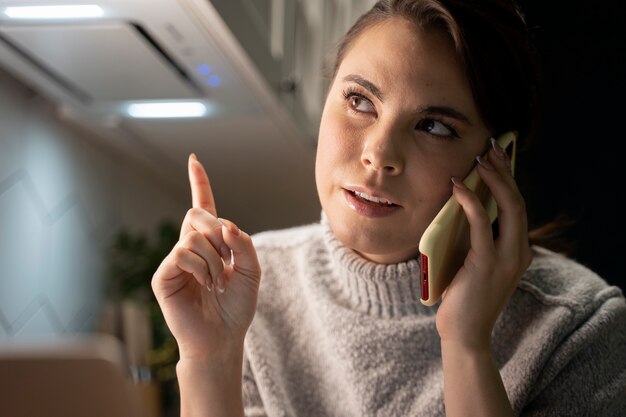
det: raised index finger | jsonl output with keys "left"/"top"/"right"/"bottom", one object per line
{"left": 188, "top": 153, "right": 217, "bottom": 216}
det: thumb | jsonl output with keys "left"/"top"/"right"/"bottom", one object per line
{"left": 219, "top": 218, "right": 261, "bottom": 281}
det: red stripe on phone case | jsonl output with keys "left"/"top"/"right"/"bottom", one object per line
{"left": 420, "top": 253, "right": 429, "bottom": 301}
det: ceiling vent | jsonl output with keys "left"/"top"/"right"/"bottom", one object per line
{"left": 0, "top": 0, "right": 301, "bottom": 127}
{"left": 0, "top": 21, "right": 204, "bottom": 105}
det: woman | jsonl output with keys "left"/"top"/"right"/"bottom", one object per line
{"left": 151, "top": 1, "right": 626, "bottom": 416}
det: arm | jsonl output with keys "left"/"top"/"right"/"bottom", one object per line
{"left": 176, "top": 345, "right": 245, "bottom": 417}
{"left": 176, "top": 344, "right": 271, "bottom": 417}
{"left": 151, "top": 155, "right": 261, "bottom": 417}
{"left": 436, "top": 141, "right": 529, "bottom": 416}
{"left": 441, "top": 342, "right": 513, "bottom": 417}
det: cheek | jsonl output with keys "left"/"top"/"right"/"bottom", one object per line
{"left": 315, "top": 114, "right": 337, "bottom": 195}
{"left": 407, "top": 153, "right": 473, "bottom": 212}
{"left": 316, "top": 112, "right": 355, "bottom": 179}
{"left": 319, "top": 114, "right": 352, "bottom": 155}
{"left": 430, "top": 148, "right": 477, "bottom": 179}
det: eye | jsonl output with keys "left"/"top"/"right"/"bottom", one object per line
{"left": 416, "top": 119, "right": 458, "bottom": 139}
{"left": 342, "top": 89, "right": 375, "bottom": 114}
{"left": 349, "top": 96, "right": 374, "bottom": 113}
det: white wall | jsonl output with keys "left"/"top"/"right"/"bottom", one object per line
{"left": 0, "top": 69, "right": 187, "bottom": 340}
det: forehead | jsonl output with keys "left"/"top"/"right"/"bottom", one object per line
{"left": 337, "top": 17, "right": 472, "bottom": 102}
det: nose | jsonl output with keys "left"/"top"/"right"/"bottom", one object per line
{"left": 360, "top": 128, "right": 404, "bottom": 175}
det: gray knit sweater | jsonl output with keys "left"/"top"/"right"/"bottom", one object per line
{"left": 242, "top": 217, "right": 626, "bottom": 416}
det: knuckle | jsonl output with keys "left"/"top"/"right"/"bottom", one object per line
{"left": 185, "top": 207, "right": 195, "bottom": 218}
{"left": 478, "top": 213, "right": 492, "bottom": 229}
{"left": 172, "top": 246, "right": 187, "bottom": 264}
{"left": 201, "top": 259, "right": 211, "bottom": 275}
{"left": 181, "top": 210, "right": 197, "bottom": 230}
{"left": 184, "top": 208, "right": 220, "bottom": 234}
{"left": 185, "top": 230, "right": 205, "bottom": 245}
{"left": 186, "top": 207, "right": 204, "bottom": 219}
{"left": 509, "top": 197, "right": 526, "bottom": 216}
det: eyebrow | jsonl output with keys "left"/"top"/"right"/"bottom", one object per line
{"left": 342, "top": 73, "right": 473, "bottom": 126}
{"left": 414, "top": 105, "right": 472, "bottom": 126}
{"left": 342, "top": 74, "right": 384, "bottom": 101}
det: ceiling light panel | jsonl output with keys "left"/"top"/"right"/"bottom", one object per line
{"left": 4, "top": 5, "right": 104, "bottom": 20}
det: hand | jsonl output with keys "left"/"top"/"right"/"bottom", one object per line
{"left": 151, "top": 154, "right": 261, "bottom": 362}
{"left": 435, "top": 142, "right": 533, "bottom": 351}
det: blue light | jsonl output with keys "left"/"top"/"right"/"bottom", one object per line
{"left": 207, "top": 75, "right": 221, "bottom": 88}
{"left": 196, "top": 64, "right": 212, "bottom": 76}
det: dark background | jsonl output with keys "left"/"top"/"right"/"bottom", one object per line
{"left": 515, "top": 1, "right": 625, "bottom": 290}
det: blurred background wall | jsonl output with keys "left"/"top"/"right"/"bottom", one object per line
{"left": 0, "top": 68, "right": 188, "bottom": 338}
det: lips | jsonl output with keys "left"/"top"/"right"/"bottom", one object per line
{"left": 343, "top": 186, "right": 400, "bottom": 206}
{"left": 351, "top": 190, "right": 395, "bottom": 205}
{"left": 342, "top": 187, "right": 401, "bottom": 218}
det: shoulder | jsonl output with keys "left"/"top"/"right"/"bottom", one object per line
{"left": 513, "top": 248, "right": 626, "bottom": 415}
{"left": 518, "top": 246, "right": 625, "bottom": 319}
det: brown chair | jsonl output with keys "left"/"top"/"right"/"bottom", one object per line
{"left": 0, "top": 333, "right": 142, "bottom": 417}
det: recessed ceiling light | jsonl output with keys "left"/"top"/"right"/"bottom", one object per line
{"left": 127, "top": 102, "right": 208, "bottom": 119}
{"left": 4, "top": 5, "right": 104, "bottom": 20}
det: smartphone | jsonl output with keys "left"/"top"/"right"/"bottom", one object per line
{"left": 418, "top": 131, "right": 517, "bottom": 306}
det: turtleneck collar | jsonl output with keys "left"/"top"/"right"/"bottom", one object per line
{"left": 319, "top": 212, "right": 438, "bottom": 318}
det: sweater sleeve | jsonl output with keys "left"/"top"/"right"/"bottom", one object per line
{"left": 243, "top": 352, "right": 268, "bottom": 417}
{"left": 521, "top": 293, "right": 626, "bottom": 417}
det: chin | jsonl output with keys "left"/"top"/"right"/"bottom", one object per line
{"left": 328, "top": 213, "right": 420, "bottom": 264}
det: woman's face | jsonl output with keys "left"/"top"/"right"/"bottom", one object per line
{"left": 315, "top": 17, "right": 491, "bottom": 264}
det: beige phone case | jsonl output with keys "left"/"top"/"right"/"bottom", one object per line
{"left": 418, "top": 131, "right": 517, "bottom": 306}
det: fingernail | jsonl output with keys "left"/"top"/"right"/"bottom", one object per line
{"left": 217, "top": 273, "right": 226, "bottom": 294}
{"left": 476, "top": 155, "right": 494, "bottom": 170}
{"left": 490, "top": 137, "right": 507, "bottom": 160}
{"left": 190, "top": 153, "right": 197, "bottom": 161}
{"left": 205, "top": 276, "right": 212, "bottom": 292}
{"left": 220, "top": 244, "right": 232, "bottom": 265}
{"left": 451, "top": 177, "right": 467, "bottom": 189}
{"left": 218, "top": 218, "right": 240, "bottom": 236}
